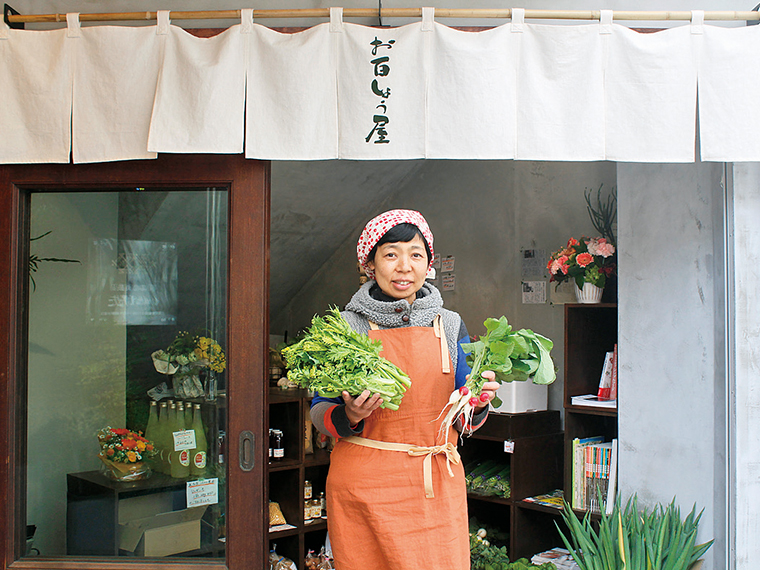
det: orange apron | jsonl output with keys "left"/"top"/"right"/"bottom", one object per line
{"left": 326, "top": 321, "right": 470, "bottom": 570}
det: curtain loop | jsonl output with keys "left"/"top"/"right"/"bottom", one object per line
{"left": 599, "top": 10, "right": 613, "bottom": 34}
{"left": 421, "top": 6, "right": 434, "bottom": 31}
{"left": 240, "top": 8, "right": 253, "bottom": 33}
{"left": 511, "top": 8, "right": 524, "bottom": 32}
{"left": 66, "top": 13, "right": 81, "bottom": 38}
{"left": 156, "top": 10, "right": 170, "bottom": 35}
{"left": 691, "top": 10, "right": 704, "bottom": 34}
{"left": 329, "top": 7, "right": 343, "bottom": 33}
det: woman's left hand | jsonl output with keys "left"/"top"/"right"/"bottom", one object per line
{"left": 474, "top": 370, "right": 499, "bottom": 410}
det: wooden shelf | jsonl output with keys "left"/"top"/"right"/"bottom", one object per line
{"left": 460, "top": 410, "right": 564, "bottom": 561}
{"left": 563, "top": 303, "right": 619, "bottom": 512}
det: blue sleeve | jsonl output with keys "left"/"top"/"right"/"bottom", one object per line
{"left": 455, "top": 336, "right": 472, "bottom": 389}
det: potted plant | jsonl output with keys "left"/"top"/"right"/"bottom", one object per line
{"left": 557, "top": 495, "right": 713, "bottom": 570}
{"left": 547, "top": 236, "right": 616, "bottom": 303}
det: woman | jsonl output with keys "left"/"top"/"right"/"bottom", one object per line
{"left": 310, "top": 209, "right": 499, "bottom": 570}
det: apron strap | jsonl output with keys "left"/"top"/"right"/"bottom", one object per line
{"left": 342, "top": 435, "right": 460, "bottom": 499}
{"left": 432, "top": 314, "right": 451, "bottom": 374}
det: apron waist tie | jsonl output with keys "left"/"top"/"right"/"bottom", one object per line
{"left": 342, "top": 435, "right": 460, "bottom": 499}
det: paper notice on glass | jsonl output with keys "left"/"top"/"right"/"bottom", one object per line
{"left": 442, "top": 273, "right": 456, "bottom": 291}
{"left": 432, "top": 253, "right": 441, "bottom": 269}
{"left": 522, "top": 281, "right": 546, "bottom": 304}
{"left": 441, "top": 256, "right": 455, "bottom": 273}
{"left": 187, "top": 478, "right": 219, "bottom": 507}
{"left": 173, "top": 429, "right": 197, "bottom": 451}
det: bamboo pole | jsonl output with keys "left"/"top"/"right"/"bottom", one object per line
{"left": 5, "top": 7, "right": 760, "bottom": 25}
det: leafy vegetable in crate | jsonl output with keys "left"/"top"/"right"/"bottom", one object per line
{"left": 438, "top": 316, "right": 556, "bottom": 438}
{"left": 281, "top": 307, "right": 412, "bottom": 410}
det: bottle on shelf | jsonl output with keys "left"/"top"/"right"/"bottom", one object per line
{"left": 145, "top": 400, "right": 158, "bottom": 442}
{"left": 169, "top": 402, "right": 190, "bottom": 479}
{"left": 304, "top": 480, "right": 313, "bottom": 500}
{"left": 184, "top": 400, "right": 194, "bottom": 429}
{"left": 190, "top": 403, "right": 208, "bottom": 477}
{"left": 156, "top": 401, "right": 170, "bottom": 473}
{"left": 272, "top": 429, "right": 284, "bottom": 461}
{"left": 319, "top": 491, "right": 326, "bottom": 518}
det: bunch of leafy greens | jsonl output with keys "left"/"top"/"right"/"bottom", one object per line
{"left": 461, "top": 316, "right": 556, "bottom": 407}
{"left": 281, "top": 307, "right": 411, "bottom": 410}
{"left": 469, "top": 521, "right": 555, "bottom": 570}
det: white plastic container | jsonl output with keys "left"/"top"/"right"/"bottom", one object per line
{"left": 490, "top": 381, "right": 548, "bottom": 414}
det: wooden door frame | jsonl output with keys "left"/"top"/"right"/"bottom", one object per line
{"left": 0, "top": 154, "right": 270, "bottom": 570}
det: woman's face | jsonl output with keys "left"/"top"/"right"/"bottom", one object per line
{"left": 367, "top": 234, "right": 429, "bottom": 304}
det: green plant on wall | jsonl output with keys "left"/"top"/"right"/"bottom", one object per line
{"left": 29, "top": 231, "right": 81, "bottom": 291}
{"left": 585, "top": 184, "right": 617, "bottom": 247}
{"left": 557, "top": 495, "right": 713, "bottom": 570}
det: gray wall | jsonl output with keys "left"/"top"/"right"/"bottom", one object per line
{"left": 617, "top": 162, "right": 726, "bottom": 569}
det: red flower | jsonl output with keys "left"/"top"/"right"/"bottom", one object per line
{"left": 112, "top": 428, "right": 129, "bottom": 436}
{"left": 576, "top": 252, "right": 594, "bottom": 268}
{"left": 106, "top": 448, "right": 115, "bottom": 456}
{"left": 122, "top": 439, "right": 137, "bottom": 450}
{"left": 567, "top": 238, "right": 580, "bottom": 247}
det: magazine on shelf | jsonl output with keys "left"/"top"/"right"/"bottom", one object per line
{"left": 531, "top": 547, "right": 581, "bottom": 569}
{"left": 523, "top": 489, "right": 564, "bottom": 509}
{"left": 571, "top": 436, "right": 604, "bottom": 509}
{"left": 571, "top": 394, "right": 617, "bottom": 408}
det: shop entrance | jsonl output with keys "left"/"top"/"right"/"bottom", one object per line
{"left": 0, "top": 155, "right": 270, "bottom": 570}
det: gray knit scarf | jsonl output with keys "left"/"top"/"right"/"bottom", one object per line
{"left": 342, "top": 280, "right": 461, "bottom": 370}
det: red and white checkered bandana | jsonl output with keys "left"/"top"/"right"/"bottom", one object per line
{"left": 357, "top": 209, "right": 435, "bottom": 280}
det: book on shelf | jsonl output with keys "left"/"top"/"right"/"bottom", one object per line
{"left": 571, "top": 436, "right": 603, "bottom": 509}
{"left": 596, "top": 350, "right": 615, "bottom": 400}
{"left": 572, "top": 437, "right": 618, "bottom": 514}
{"left": 523, "top": 489, "right": 564, "bottom": 509}
{"left": 609, "top": 344, "right": 618, "bottom": 401}
{"left": 571, "top": 394, "right": 617, "bottom": 409}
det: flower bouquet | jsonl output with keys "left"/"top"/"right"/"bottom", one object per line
{"left": 97, "top": 426, "right": 157, "bottom": 481}
{"left": 547, "top": 237, "right": 616, "bottom": 289}
{"left": 151, "top": 330, "right": 226, "bottom": 399}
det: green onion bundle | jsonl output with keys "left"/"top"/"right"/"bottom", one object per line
{"left": 281, "top": 307, "right": 411, "bottom": 410}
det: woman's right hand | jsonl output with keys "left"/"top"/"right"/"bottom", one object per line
{"left": 342, "top": 389, "right": 384, "bottom": 426}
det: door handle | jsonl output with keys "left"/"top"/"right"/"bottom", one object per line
{"left": 239, "top": 430, "right": 255, "bottom": 472}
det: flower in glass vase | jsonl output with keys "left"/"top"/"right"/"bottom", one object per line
{"left": 547, "top": 237, "right": 616, "bottom": 289}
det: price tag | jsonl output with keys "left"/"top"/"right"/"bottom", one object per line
{"left": 173, "top": 429, "right": 196, "bottom": 451}
{"left": 503, "top": 440, "right": 515, "bottom": 454}
{"left": 187, "top": 478, "right": 219, "bottom": 507}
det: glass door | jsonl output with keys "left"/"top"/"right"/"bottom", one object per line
{"left": 0, "top": 156, "right": 269, "bottom": 569}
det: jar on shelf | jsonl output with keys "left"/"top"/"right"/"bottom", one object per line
{"left": 304, "top": 480, "right": 313, "bottom": 500}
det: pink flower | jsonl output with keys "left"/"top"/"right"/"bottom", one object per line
{"left": 576, "top": 252, "right": 594, "bottom": 267}
{"left": 550, "top": 256, "right": 570, "bottom": 275}
{"left": 587, "top": 238, "right": 615, "bottom": 258}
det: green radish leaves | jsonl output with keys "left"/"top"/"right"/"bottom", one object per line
{"left": 462, "top": 316, "right": 557, "bottom": 392}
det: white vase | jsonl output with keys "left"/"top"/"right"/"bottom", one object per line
{"left": 574, "top": 282, "right": 603, "bottom": 304}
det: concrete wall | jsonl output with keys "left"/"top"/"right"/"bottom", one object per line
{"left": 730, "top": 163, "right": 760, "bottom": 570}
{"left": 617, "top": 162, "right": 726, "bottom": 569}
